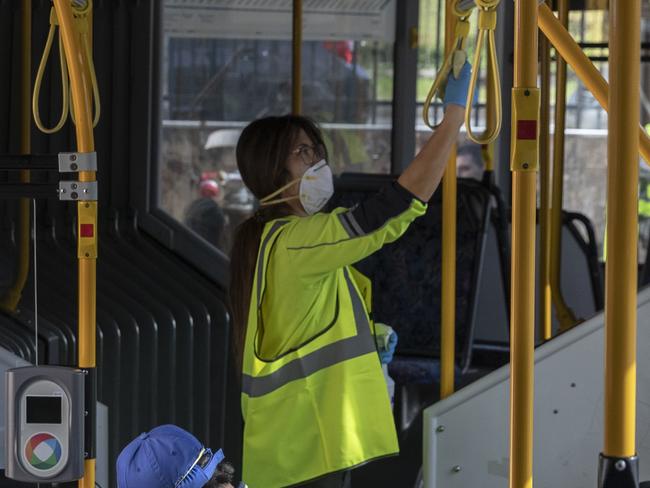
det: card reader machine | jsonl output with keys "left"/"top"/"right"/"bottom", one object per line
{"left": 5, "top": 366, "right": 84, "bottom": 482}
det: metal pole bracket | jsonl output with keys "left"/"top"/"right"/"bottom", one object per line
{"left": 58, "top": 152, "right": 97, "bottom": 173}
{"left": 598, "top": 454, "right": 639, "bottom": 488}
{"left": 58, "top": 181, "right": 98, "bottom": 201}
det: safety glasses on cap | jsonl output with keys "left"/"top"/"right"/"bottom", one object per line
{"left": 174, "top": 448, "right": 217, "bottom": 487}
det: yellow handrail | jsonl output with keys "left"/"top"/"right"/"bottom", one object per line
{"left": 538, "top": 7, "right": 552, "bottom": 342}
{"left": 465, "top": 0, "right": 502, "bottom": 145}
{"left": 69, "top": 7, "right": 101, "bottom": 128}
{"left": 603, "top": 0, "right": 640, "bottom": 460}
{"left": 52, "top": 2, "right": 98, "bottom": 488}
{"left": 510, "top": 0, "right": 539, "bottom": 486}
{"left": 292, "top": 0, "right": 302, "bottom": 115}
{"left": 548, "top": 0, "right": 579, "bottom": 333}
{"left": 440, "top": 1, "right": 458, "bottom": 400}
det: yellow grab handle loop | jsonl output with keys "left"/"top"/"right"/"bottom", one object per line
{"left": 422, "top": 4, "right": 472, "bottom": 130}
{"left": 33, "top": 11, "right": 70, "bottom": 134}
{"left": 423, "top": 53, "right": 453, "bottom": 130}
{"left": 33, "top": 3, "right": 100, "bottom": 134}
{"left": 465, "top": 2, "right": 502, "bottom": 145}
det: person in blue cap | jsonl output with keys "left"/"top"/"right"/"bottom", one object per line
{"left": 116, "top": 424, "right": 239, "bottom": 488}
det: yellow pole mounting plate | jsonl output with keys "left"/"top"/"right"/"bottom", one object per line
{"left": 78, "top": 201, "right": 98, "bottom": 259}
{"left": 510, "top": 87, "right": 540, "bottom": 172}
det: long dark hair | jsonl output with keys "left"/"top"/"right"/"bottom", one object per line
{"left": 230, "top": 115, "right": 326, "bottom": 372}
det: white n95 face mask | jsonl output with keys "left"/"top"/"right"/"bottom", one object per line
{"left": 259, "top": 159, "right": 334, "bottom": 215}
{"left": 298, "top": 160, "right": 334, "bottom": 215}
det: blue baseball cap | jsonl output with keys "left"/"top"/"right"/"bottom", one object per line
{"left": 116, "top": 424, "right": 224, "bottom": 488}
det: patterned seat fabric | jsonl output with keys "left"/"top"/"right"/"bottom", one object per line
{"left": 331, "top": 176, "right": 491, "bottom": 383}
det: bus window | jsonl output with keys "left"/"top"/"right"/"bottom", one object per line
{"left": 158, "top": 1, "right": 397, "bottom": 255}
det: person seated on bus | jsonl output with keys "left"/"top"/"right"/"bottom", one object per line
{"left": 456, "top": 142, "right": 484, "bottom": 181}
{"left": 116, "top": 424, "right": 239, "bottom": 488}
{"left": 185, "top": 178, "right": 229, "bottom": 251}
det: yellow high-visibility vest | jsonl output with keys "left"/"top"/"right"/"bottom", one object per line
{"left": 241, "top": 195, "right": 426, "bottom": 487}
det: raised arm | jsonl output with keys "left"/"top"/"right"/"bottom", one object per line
{"left": 398, "top": 62, "right": 472, "bottom": 201}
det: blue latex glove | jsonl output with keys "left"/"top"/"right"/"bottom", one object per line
{"left": 443, "top": 61, "right": 472, "bottom": 109}
{"left": 379, "top": 331, "right": 398, "bottom": 365}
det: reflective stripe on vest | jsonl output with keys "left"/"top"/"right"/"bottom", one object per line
{"left": 242, "top": 221, "right": 376, "bottom": 398}
{"left": 256, "top": 220, "right": 288, "bottom": 308}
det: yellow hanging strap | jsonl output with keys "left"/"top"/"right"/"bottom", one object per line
{"left": 465, "top": 0, "right": 502, "bottom": 145}
{"left": 33, "top": 8, "right": 69, "bottom": 133}
{"left": 33, "top": 1, "right": 100, "bottom": 134}
{"left": 422, "top": 2, "right": 472, "bottom": 130}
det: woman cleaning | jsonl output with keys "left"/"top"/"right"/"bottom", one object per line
{"left": 230, "top": 63, "right": 472, "bottom": 488}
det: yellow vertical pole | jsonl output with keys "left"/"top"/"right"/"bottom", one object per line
{"left": 1, "top": 0, "right": 32, "bottom": 312}
{"left": 292, "top": 0, "right": 302, "bottom": 115}
{"left": 548, "top": 0, "right": 578, "bottom": 333}
{"left": 538, "top": 6, "right": 552, "bottom": 342}
{"left": 20, "top": 0, "right": 31, "bottom": 161}
{"left": 510, "top": 0, "right": 539, "bottom": 486}
{"left": 603, "top": 0, "right": 640, "bottom": 461}
{"left": 53, "top": 1, "right": 96, "bottom": 487}
{"left": 440, "top": 0, "right": 457, "bottom": 399}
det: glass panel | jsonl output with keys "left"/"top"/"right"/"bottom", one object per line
{"left": 547, "top": 8, "right": 649, "bottom": 264}
{"left": 159, "top": 1, "right": 396, "bottom": 255}
{"left": 416, "top": 0, "right": 446, "bottom": 132}
{"left": 559, "top": 10, "right": 609, "bottom": 260}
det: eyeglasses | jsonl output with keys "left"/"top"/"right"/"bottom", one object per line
{"left": 292, "top": 143, "right": 325, "bottom": 167}
{"left": 174, "top": 448, "right": 213, "bottom": 487}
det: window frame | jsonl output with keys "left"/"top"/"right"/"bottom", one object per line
{"left": 134, "top": 1, "right": 232, "bottom": 290}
